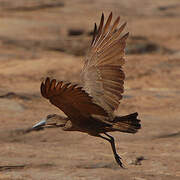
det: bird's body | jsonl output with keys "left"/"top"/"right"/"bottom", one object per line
{"left": 33, "top": 12, "right": 141, "bottom": 167}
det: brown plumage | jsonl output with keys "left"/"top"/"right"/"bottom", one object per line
{"left": 33, "top": 12, "right": 141, "bottom": 167}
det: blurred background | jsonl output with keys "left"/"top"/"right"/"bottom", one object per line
{"left": 0, "top": 0, "right": 180, "bottom": 179}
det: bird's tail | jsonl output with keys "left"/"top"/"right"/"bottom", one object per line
{"left": 111, "top": 112, "right": 141, "bottom": 133}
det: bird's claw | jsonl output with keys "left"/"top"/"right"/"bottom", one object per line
{"left": 115, "top": 154, "right": 124, "bottom": 168}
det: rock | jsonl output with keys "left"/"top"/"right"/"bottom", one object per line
{"left": 68, "top": 29, "right": 84, "bottom": 36}
{"left": 0, "top": 0, "right": 64, "bottom": 11}
{"left": 0, "top": 92, "right": 31, "bottom": 101}
{"left": 0, "top": 99, "right": 25, "bottom": 112}
{"left": 130, "top": 156, "right": 146, "bottom": 165}
{"left": 127, "top": 36, "right": 173, "bottom": 55}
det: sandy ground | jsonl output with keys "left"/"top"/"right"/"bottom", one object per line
{"left": 0, "top": 0, "right": 180, "bottom": 179}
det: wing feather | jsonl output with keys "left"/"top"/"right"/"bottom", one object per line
{"left": 41, "top": 78, "right": 108, "bottom": 124}
{"left": 82, "top": 12, "right": 128, "bottom": 119}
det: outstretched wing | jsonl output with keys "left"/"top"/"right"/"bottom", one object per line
{"left": 81, "top": 12, "right": 128, "bottom": 119}
{"left": 41, "top": 77, "right": 108, "bottom": 124}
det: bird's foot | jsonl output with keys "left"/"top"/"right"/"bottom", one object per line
{"left": 115, "top": 154, "right": 124, "bottom": 168}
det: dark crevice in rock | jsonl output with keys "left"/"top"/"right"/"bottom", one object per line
{"left": 0, "top": 92, "right": 40, "bottom": 100}
{"left": 1, "top": 1, "right": 64, "bottom": 12}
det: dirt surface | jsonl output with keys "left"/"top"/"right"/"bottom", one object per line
{"left": 0, "top": 0, "right": 180, "bottom": 179}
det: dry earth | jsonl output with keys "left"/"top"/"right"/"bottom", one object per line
{"left": 0, "top": 0, "right": 180, "bottom": 180}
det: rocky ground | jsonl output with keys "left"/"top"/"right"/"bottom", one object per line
{"left": 0, "top": 0, "right": 180, "bottom": 179}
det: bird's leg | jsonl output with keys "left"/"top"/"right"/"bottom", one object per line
{"left": 98, "top": 132, "right": 124, "bottom": 168}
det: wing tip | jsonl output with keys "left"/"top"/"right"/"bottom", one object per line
{"left": 124, "top": 32, "right": 129, "bottom": 39}
{"left": 40, "top": 81, "right": 47, "bottom": 98}
{"left": 109, "top": 12, "right": 113, "bottom": 19}
{"left": 101, "top": 12, "right": 104, "bottom": 20}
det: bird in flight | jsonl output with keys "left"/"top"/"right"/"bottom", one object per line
{"left": 32, "top": 12, "right": 141, "bottom": 167}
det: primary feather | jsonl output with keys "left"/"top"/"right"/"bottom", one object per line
{"left": 82, "top": 12, "right": 128, "bottom": 119}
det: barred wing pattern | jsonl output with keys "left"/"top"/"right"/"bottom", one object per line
{"left": 82, "top": 12, "right": 129, "bottom": 119}
{"left": 41, "top": 78, "right": 108, "bottom": 124}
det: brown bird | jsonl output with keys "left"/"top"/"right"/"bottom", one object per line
{"left": 32, "top": 12, "right": 141, "bottom": 167}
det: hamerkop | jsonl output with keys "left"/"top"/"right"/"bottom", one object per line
{"left": 32, "top": 12, "right": 141, "bottom": 167}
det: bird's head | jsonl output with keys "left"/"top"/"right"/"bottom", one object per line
{"left": 32, "top": 114, "right": 67, "bottom": 130}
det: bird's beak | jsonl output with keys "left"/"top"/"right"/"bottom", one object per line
{"left": 32, "top": 118, "right": 47, "bottom": 129}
